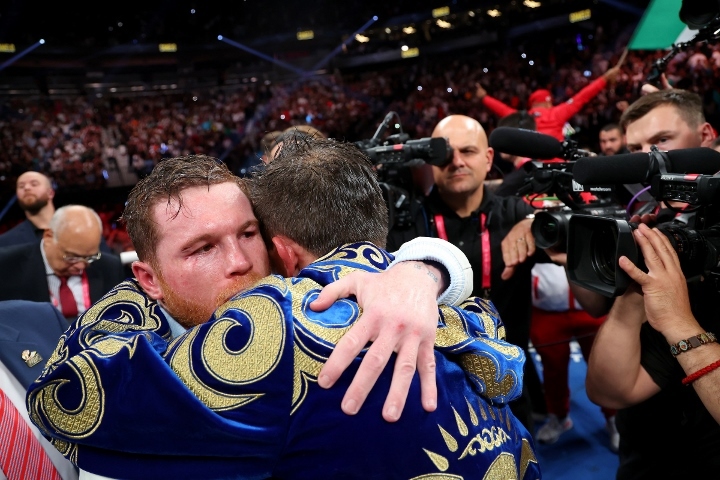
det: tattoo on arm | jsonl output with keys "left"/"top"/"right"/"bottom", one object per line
{"left": 412, "top": 261, "right": 439, "bottom": 284}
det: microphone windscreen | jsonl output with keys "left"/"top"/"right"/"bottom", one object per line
{"left": 488, "top": 127, "right": 563, "bottom": 160}
{"left": 574, "top": 153, "right": 651, "bottom": 184}
{"left": 574, "top": 148, "right": 720, "bottom": 184}
{"left": 666, "top": 147, "right": 720, "bottom": 175}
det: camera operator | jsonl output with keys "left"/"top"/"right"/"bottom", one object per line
{"left": 583, "top": 88, "right": 720, "bottom": 478}
{"left": 387, "top": 114, "right": 550, "bottom": 432}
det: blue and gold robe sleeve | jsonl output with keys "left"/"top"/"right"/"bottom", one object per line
{"left": 27, "top": 242, "right": 539, "bottom": 479}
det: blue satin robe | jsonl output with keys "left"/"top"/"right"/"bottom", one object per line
{"left": 28, "top": 242, "right": 541, "bottom": 479}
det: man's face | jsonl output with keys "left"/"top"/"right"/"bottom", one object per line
{"left": 147, "top": 182, "right": 271, "bottom": 327}
{"left": 625, "top": 105, "right": 713, "bottom": 153}
{"left": 43, "top": 225, "right": 102, "bottom": 277}
{"left": 432, "top": 118, "right": 493, "bottom": 197}
{"left": 599, "top": 128, "right": 624, "bottom": 156}
{"left": 16, "top": 172, "right": 53, "bottom": 213}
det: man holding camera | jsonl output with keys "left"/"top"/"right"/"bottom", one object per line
{"left": 584, "top": 89, "right": 720, "bottom": 478}
{"left": 387, "top": 114, "right": 549, "bottom": 431}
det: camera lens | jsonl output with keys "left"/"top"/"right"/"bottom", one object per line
{"left": 537, "top": 219, "right": 559, "bottom": 247}
{"left": 532, "top": 211, "right": 569, "bottom": 250}
{"left": 590, "top": 224, "right": 619, "bottom": 285}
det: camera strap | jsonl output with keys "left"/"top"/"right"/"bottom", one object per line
{"left": 434, "top": 213, "right": 492, "bottom": 299}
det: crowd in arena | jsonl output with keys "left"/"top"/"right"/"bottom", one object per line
{"left": 2, "top": 22, "right": 720, "bottom": 211}
{"left": 3, "top": 1, "right": 720, "bottom": 477}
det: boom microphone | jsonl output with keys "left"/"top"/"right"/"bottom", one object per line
{"left": 489, "top": 127, "right": 564, "bottom": 160}
{"left": 574, "top": 148, "right": 720, "bottom": 185}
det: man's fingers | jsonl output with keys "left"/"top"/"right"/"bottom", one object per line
{"left": 382, "top": 343, "right": 419, "bottom": 422}
{"left": 643, "top": 226, "right": 680, "bottom": 269}
{"left": 524, "top": 235, "right": 536, "bottom": 257}
{"left": 633, "top": 224, "right": 666, "bottom": 271}
{"left": 319, "top": 320, "right": 371, "bottom": 389}
{"left": 501, "top": 265, "right": 516, "bottom": 281}
{"left": 618, "top": 255, "right": 645, "bottom": 283}
{"left": 310, "top": 273, "right": 367, "bottom": 311}
{"left": 416, "top": 342, "right": 437, "bottom": 412}
{"left": 340, "top": 338, "right": 394, "bottom": 416}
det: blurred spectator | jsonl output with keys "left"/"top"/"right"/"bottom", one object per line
{"left": 598, "top": 123, "right": 628, "bottom": 156}
{"left": 0, "top": 205, "right": 125, "bottom": 321}
{"left": 259, "top": 130, "right": 282, "bottom": 164}
{"left": 475, "top": 65, "right": 622, "bottom": 142}
{"left": 0, "top": 171, "right": 56, "bottom": 248}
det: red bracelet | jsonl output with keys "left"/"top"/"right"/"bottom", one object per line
{"left": 682, "top": 359, "right": 720, "bottom": 386}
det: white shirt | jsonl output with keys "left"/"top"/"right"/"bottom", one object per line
{"left": 41, "top": 240, "right": 85, "bottom": 316}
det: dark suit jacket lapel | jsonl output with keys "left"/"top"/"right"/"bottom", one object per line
{"left": 28, "top": 244, "right": 53, "bottom": 303}
{"left": 86, "top": 265, "right": 103, "bottom": 303}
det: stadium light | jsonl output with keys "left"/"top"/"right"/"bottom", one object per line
{"left": 487, "top": 9, "right": 502, "bottom": 17}
{"left": 524, "top": 0, "right": 541, "bottom": 8}
{"left": 436, "top": 19, "right": 451, "bottom": 28}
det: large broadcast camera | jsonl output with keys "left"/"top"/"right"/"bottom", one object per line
{"left": 567, "top": 146, "right": 720, "bottom": 297}
{"left": 356, "top": 112, "right": 452, "bottom": 228}
{"left": 488, "top": 127, "right": 628, "bottom": 251}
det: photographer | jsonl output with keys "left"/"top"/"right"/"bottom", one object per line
{"left": 387, "top": 114, "right": 550, "bottom": 431}
{"left": 583, "top": 89, "right": 720, "bottom": 478}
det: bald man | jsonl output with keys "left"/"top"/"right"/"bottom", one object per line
{"left": 0, "top": 171, "right": 56, "bottom": 248}
{"left": 0, "top": 205, "right": 125, "bottom": 321}
{"left": 387, "top": 114, "right": 550, "bottom": 431}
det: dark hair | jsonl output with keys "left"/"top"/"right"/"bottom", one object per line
{"left": 600, "top": 123, "right": 622, "bottom": 133}
{"left": 249, "top": 135, "right": 388, "bottom": 256}
{"left": 120, "top": 155, "right": 243, "bottom": 266}
{"left": 497, "top": 111, "right": 537, "bottom": 131}
{"left": 620, "top": 89, "right": 705, "bottom": 132}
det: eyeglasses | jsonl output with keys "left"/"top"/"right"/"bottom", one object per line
{"left": 62, "top": 252, "right": 102, "bottom": 264}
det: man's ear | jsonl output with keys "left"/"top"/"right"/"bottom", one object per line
{"left": 699, "top": 122, "right": 716, "bottom": 147}
{"left": 132, "top": 261, "right": 163, "bottom": 300}
{"left": 485, "top": 146, "right": 494, "bottom": 172}
{"left": 271, "top": 235, "right": 302, "bottom": 277}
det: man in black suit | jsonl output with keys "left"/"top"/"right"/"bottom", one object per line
{"left": 0, "top": 205, "right": 126, "bottom": 321}
{"left": 0, "top": 171, "right": 56, "bottom": 248}
{"left": 0, "top": 299, "right": 79, "bottom": 479}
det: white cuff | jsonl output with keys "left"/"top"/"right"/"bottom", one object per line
{"left": 389, "top": 237, "right": 473, "bottom": 306}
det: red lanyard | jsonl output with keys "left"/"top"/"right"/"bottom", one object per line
{"left": 50, "top": 270, "right": 91, "bottom": 311}
{"left": 434, "top": 212, "right": 491, "bottom": 298}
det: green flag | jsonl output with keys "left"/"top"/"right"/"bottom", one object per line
{"left": 628, "top": 0, "right": 697, "bottom": 50}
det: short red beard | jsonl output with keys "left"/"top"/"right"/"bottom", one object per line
{"left": 18, "top": 196, "right": 49, "bottom": 215}
{"left": 156, "top": 271, "right": 265, "bottom": 329}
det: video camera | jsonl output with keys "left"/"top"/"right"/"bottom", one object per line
{"left": 356, "top": 111, "right": 452, "bottom": 229}
{"left": 488, "top": 127, "right": 628, "bottom": 251}
{"left": 566, "top": 146, "right": 720, "bottom": 297}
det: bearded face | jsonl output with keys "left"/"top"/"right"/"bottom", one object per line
{"left": 156, "top": 268, "right": 264, "bottom": 328}
{"left": 18, "top": 192, "right": 50, "bottom": 214}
